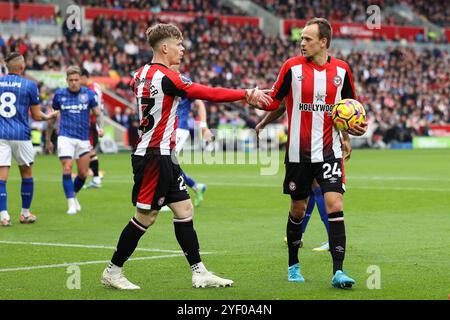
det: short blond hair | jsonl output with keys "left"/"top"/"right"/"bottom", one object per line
{"left": 146, "top": 23, "right": 183, "bottom": 49}
{"left": 66, "top": 66, "right": 81, "bottom": 77}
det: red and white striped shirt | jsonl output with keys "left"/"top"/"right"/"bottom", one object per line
{"left": 265, "top": 56, "right": 356, "bottom": 163}
{"left": 131, "top": 63, "right": 247, "bottom": 156}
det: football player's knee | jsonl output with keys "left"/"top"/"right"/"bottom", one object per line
{"left": 326, "top": 201, "right": 343, "bottom": 213}
{"left": 135, "top": 209, "right": 158, "bottom": 227}
{"left": 63, "top": 165, "right": 72, "bottom": 174}
{"left": 290, "top": 202, "right": 306, "bottom": 218}
{"left": 77, "top": 169, "right": 89, "bottom": 179}
{"left": 173, "top": 201, "right": 194, "bottom": 220}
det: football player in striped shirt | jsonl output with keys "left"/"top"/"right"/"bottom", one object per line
{"left": 101, "top": 23, "right": 271, "bottom": 290}
{"left": 0, "top": 53, "right": 58, "bottom": 226}
{"left": 46, "top": 66, "right": 104, "bottom": 215}
{"left": 256, "top": 106, "right": 352, "bottom": 251}
{"left": 258, "top": 18, "right": 367, "bottom": 289}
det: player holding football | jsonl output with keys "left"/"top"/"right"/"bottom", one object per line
{"left": 100, "top": 23, "right": 271, "bottom": 290}
{"left": 0, "top": 53, "right": 58, "bottom": 226}
{"left": 255, "top": 18, "right": 367, "bottom": 288}
{"left": 80, "top": 68, "right": 104, "bottom": 189}
{"left": 46, "top": 66, "right": 104, "bottom": 215}
{"left": 256, "top": 106, "right": 352, "bottom": 251}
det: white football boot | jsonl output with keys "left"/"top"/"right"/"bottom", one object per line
{"left": 67, "top": 198, "right": 77, "bottom": 215}
{"left": 101, "top": 268, "right": 140, "bottom": 290}
{"left": 192, "top": 271, "right": 234, "bottom": 288}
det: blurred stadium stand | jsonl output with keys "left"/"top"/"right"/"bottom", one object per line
{"left": 0, "top": 0, "right": 448, "bottom": 151}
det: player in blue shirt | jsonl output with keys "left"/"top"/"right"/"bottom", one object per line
{"left": 176, "top": 97, "right": 213, "bottom": 207}
{"left": 45, "top": 66, "right": 104, "bottom": 215}
{"left": 0, "top": 53, "right": 58, "bottom": 226}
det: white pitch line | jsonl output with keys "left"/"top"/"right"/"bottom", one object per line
{"left": 0, "top": 254, "right": 186, "bottom": 272}
{"left": 0, "top": 240, "right": 183, "bottom": 254}
{"left": 0, "top": 240, "right": 214, "bottom": 255}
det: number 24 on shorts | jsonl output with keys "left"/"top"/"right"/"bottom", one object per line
{"left": 323, "top": 162, "right": 341, "bottom": 179}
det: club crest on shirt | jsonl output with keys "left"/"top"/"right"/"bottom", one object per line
{"left": 158, "top": 197, "right": 165, "bottom": 206}
{"left": 333, "top": 75, "right": 342, "bottom": 87}
{"left": 180, "top": 74, "right": 192, "bottom": 86}
{"left": 79, "top": 93, "right": 88, "bottom": 103}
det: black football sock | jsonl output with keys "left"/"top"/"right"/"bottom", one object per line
{"left": 328, "top": 211, "right": 346, "bottom": 274}
{"left": 286, "top": 212, "right": 304, "bottom": 267}
{"left": 111, "top": 217, "right": 148, "bottom": 267}
{"left": 173, "top": 218, "right": 202, "bottom": 267}
{"left": 90, "top": 157, "right": 99, "bottom": 177}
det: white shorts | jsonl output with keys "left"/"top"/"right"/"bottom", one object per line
{"left": 57, "top": 136, "right": 91, "bottom": 160}
{"left": 0, "top": 140, "right": 35, "bottom": 167}
{"left": 175, "top": 129, "right": 190, "bottom": 154}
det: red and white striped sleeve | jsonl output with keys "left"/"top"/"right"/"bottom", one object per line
{"left": 162, "top": 70, "right": 246, "bottom": 102}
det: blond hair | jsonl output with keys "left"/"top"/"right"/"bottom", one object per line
{"left": 146, "top": 23, "right": 183, "bottom": 49}
{"left": 66, "top": 66, "right": 81, "bottom": 77}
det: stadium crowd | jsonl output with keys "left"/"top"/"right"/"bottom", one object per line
{"left": 74, "top": 0, "right": 245, "bottom": 15}
{"left": 252, "top": 0, "right": 450, "bottom": 27}
{"left": 0, "top": 11, "right": 448, "bottom": 146}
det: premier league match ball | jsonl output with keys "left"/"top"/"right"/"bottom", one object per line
{"left": 331, "top": 98, "right": 366, "bottom": 131}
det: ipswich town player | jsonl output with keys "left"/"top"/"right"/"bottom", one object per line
{"left": 100, "top": 23, "right": 271, "bottom": 290}
{"left": 46, "top": 66, "right": 104, "bottom": 215}
{"left": 0, "top": 52, "right": 58, "bottom": 226}
{"left": 259, "top": 18, "right": 367, "bottom": 289}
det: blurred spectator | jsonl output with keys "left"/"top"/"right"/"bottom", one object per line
{"left": 127, "top": 107, "right": 140, "bottom": 148}
{"left": 208, "top": 104, "right": 220, "bottom": 129}
{"left": 112, "top": 106, "right": 127, "bottom": 127}
{"left": 1, "top": 11, "right": 447, "bottom": 146}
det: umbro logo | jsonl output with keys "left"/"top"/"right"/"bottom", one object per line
{"left": 292, "top": 240, "right": 302, "bottom": 246}
{"left": 335, "top": 246, "right": 345, "bottom": 253}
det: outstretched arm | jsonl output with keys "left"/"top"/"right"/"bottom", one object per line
{"left": 30, "top": 105, "right": 59, "bottom": 121}
{"left": 161, "top": 72, "right": 272, "bottom": 108}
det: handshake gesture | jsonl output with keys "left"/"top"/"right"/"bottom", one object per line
{"left": 244, "top": 87, "right": 273, "bottom": 109}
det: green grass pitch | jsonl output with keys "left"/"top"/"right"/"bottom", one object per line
{"left": 0, "top": 149, "right": 449, "bottom": 300}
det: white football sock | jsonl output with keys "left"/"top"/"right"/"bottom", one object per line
{"left": 93, "top": 176, "right": 102, "bottom": 184}
{"left": 107, "top": 262, "right": 122, "bottom": 274}
{"left": 1, "top": 210, "right": 10, "bottom": 220}
{"left": 67, "top": 198, "right": 76, "bottom": 207}
{"left": 21, "top": 208, "right": 30, "bottom": 217}
{"left": 191, "top": 262, "right": 208, "bottom": 273}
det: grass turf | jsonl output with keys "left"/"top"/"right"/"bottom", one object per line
{"left": 0, "top": 149, "right": 449, "bottom": 300}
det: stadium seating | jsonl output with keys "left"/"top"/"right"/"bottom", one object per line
{"left": 0, "top": 3, "right": 448, "bottom": 146}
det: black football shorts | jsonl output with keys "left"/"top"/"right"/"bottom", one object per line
{"left": 283, "top": 158, "right": 345, "bottom": 200}
{"left": 131, "top": 152, "right": 190, "bottom": 211}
